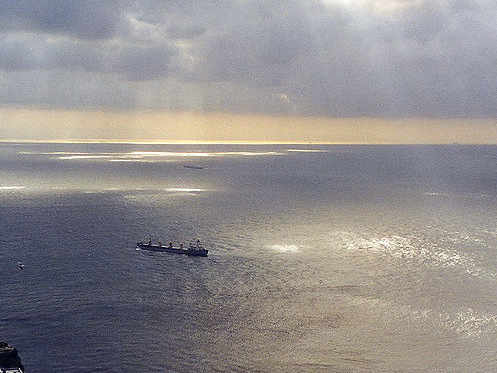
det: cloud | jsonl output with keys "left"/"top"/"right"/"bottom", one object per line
{"left": 112, "top": 44, "right": 177, "bottom": 80}
{"left": 0, "top": 34, "right": 178, "bottom": 81}
{"left": 0, "top": 0, "right": 128, "bottom": 39}
{"left": 0, "top": 0, "right": 497, "bottom": 116}
{"left": 166, "top": 25, "right": 206, "bottom": 40}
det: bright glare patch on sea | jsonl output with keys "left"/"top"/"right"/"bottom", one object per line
{"left": 287, "top": 149, "right": 329, "bottom": 153}
{"left": 0, "top": 186, "right": 26, "bottom": 190}
{"left": 268, "top": 244, "right": 300, "bottom": 253}
{"left": 164, "top": 188, "right": 206, "bottom": 193}
{"left": 18, "top": 150, "right": 284, "bottom": 161}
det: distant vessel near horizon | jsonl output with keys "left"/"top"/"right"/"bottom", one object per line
{"left": 136, "top": 239, "right": 208, "bottom": 257}
{"left": 183, "top": 165, "right": 205, "bottom": 170}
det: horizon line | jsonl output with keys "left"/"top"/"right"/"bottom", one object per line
{"left": 0, "top": 139, "right": 495, "bottom": 145}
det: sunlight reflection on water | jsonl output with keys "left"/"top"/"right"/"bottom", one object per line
{"left": 269, "top": 244, "right": 300, "bottom": 253}
{"left": 0, "top": 186, "right": 26, "bottom": 190}
{"left": 164, "top": 188, "right": 207, "bottom": 192}
{"left": 19, "top": 151, "right": 284, "bottom": 159}
{"left": 287, "top": 149, "right": 329, "bottom": 153}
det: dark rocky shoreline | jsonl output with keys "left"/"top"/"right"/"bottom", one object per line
{"left": 0, "top": 342, "right": 25, "bottom": 372}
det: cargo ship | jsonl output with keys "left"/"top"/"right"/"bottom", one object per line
{"left": 136, "top": 239, "right": 208, "bottom": 257}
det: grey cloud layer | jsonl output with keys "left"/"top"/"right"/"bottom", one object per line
{"left": 0, "top": 0, "right": 126, "bottom": 39}
{"left": 1, "top": 0, "right": 496, "bottom": 116}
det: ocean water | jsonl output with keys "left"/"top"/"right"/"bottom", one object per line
{"left": 1, "top": 143, "right": 497, "bottom": 372}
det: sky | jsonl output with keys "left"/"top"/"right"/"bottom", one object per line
{"left": 0, "top": 0, "right": 496, "bottom": 143}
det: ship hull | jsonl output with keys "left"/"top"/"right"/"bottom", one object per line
{"left": 136, "top": 243, "right": 208, "bottom": 257}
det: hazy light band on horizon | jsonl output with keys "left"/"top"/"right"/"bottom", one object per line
{"left": 1, "top": 109, "right": 496, "bottom": 144}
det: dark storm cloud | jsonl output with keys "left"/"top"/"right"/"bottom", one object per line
{"left": 1, "top": 0, "right": 497, "bottom": 116}
{"left": 0, "top": 35, "right": 177, "bottom": 81}
{"left": 0, "top": 0, "right": 128, "bottom": 39}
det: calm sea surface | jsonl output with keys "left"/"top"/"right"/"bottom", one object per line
{"left": 1, "top": 143, "right": 497, "bottom": 372}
